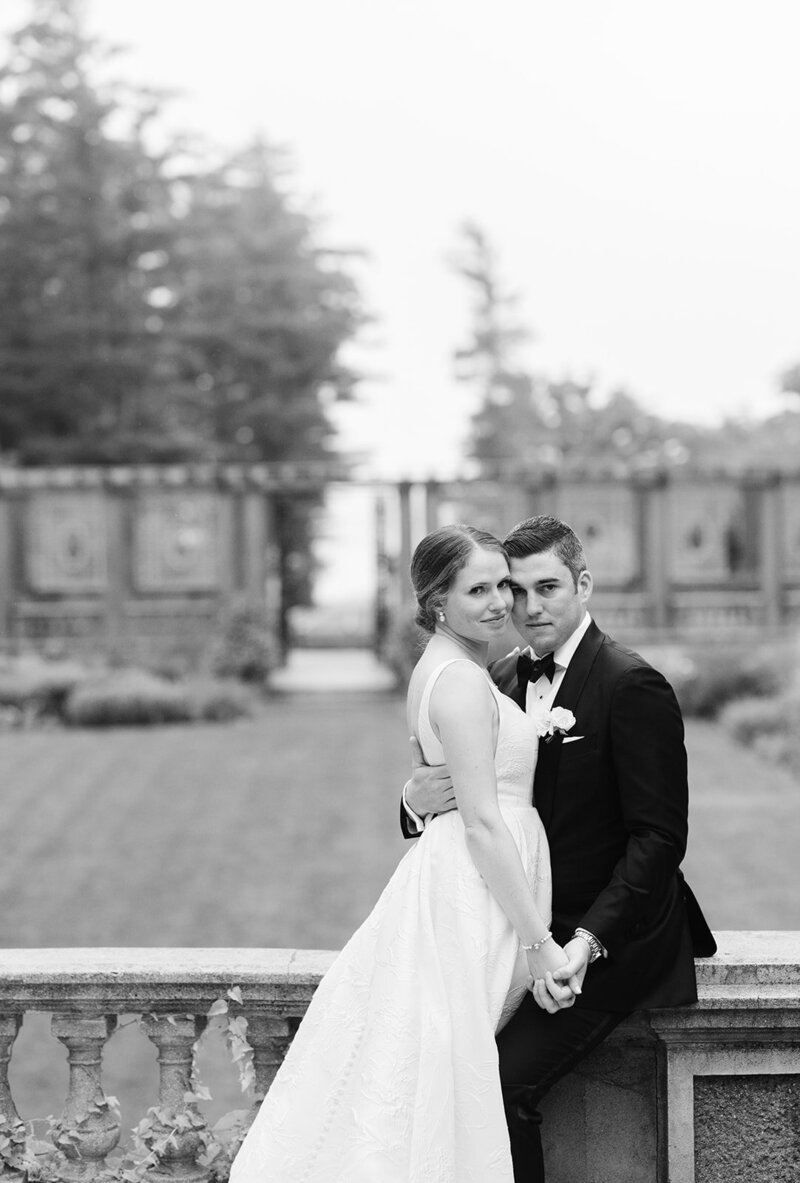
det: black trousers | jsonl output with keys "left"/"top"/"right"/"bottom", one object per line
{"left": 497, "top": 992, "right": 629, "bottom": 1182}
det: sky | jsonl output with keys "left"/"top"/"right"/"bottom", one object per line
{"left": 3, "top": 0, "right": 800, "bottom": 484}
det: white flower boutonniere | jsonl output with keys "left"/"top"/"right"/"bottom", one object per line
{"left": 534, "top": 707, "right": 576, "bottom": 743}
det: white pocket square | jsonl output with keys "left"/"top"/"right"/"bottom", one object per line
{"left": 562, "top": 735, "right": 585, "bottom": 744}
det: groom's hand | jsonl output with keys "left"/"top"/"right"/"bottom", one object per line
{"left": 406, "top": 737, "right": 456, "bottom": 816}
{"left": 551, "top": 937, "right": 591, "bottom": 995}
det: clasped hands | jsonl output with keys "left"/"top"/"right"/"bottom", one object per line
{"left": 406, "top": 739, "right": 590, "bottom": 1013}
{"left": 527, "top": 937, "right": 590, "bottom": 1013}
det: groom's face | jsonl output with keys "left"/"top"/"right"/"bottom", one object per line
{"left": 508, "top": 548, "right": 592, "bottom": 655}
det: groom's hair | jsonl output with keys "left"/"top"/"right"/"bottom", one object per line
{"left": 503, "top": 515, "right": 587, "bottom": 587}
{"left": 411, "top": 524, "right": 507, "bottom": 633}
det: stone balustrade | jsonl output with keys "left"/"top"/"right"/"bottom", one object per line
{"left": 0, "top": 934, "right": 797, "bottom": 1182}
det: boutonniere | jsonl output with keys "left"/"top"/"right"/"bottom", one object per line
{"left": 534, "top": 707, "right": 576, "bottom": 743}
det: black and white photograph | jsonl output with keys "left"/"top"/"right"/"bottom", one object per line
{"left": 0, "top": 2, "right": 798, "bottom": 1180}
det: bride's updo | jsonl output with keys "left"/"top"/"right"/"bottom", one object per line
{"left": 410, "top": 524, "right": 507, "bottom": 633}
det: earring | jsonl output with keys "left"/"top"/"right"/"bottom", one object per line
{"left": 437, "top": 612, "right": 445, "bottom": 622}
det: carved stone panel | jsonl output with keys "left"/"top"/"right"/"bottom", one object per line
{"left": 552, "top": 483, "right": 639, "bottom": 585}
{"left": 435, "top": 482, "right": 531, "bottom": 542}
{"left": 669, "top": 483, "right": 748, "bottom": 582}
{"left": 26, "top": 493, "right": 107, "bottom": 592}
{"left": 134, "top": 493, "right": 219, "bottom": 592}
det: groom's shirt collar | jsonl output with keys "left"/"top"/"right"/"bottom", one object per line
{"left": 522, "top": 611, "right": 592, "bottom": 672}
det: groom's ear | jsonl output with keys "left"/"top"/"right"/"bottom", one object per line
{"left": 577, "top": 569, "right": 593, "bottom": 603}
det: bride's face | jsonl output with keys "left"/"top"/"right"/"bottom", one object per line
{"left": 440, "top": 547, "right": 513, "bottom": 643}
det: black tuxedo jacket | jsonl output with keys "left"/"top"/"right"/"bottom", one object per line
{"left": 402, "top": 620, "right": 716, "bottom": 1013}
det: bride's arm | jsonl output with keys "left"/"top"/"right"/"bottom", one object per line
{"left": 430, "top": 664, "right": 568, "bottom": 986}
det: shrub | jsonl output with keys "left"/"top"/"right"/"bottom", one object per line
{"left": 0, "top": 654, "right": 91, "bottom": 721}
{"left": 719, "top": 692, "right": 800, "bottom": 777}
{"left": 718, "top": 694, "right": 795, "bottom": 747}
{"left": 208, "top": 602, "right": 278, "bottom": 684}
{"left": 184, "top": 677, "right": 254, "bottom": 722}
{"left": 64, "top": 668, "right": 256, "bottom": 727}
{"left": 649, "top": 642, "right": 791, "bottom": 719}
{"left": 65, "top": 669, "right": 192, "bottom": 726}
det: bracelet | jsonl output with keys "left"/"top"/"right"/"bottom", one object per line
{"left": 521, "top": 932, "right": 552, "bottom": 952}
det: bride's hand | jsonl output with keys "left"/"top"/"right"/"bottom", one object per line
{"left": 525, "top": 941, "right": 576, "bottom": 1013}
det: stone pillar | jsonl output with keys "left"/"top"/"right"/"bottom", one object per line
{"left": 141, "top": 1014, "right": 209, "bottom": 1182}
{"left": 640, "top": 474, "right": 670, "bottom": 630}
{"left": 424, "top": 480, "right": 440, "bottom": 534}
{"left": 104, "top": 492, "right": 127, "bottom": 660}
{"left": 0, "top": 494, "right": 14, "bottom": 651}
{"left": 216, "top": 492, "right": 237, "bottom": 601}
{"left": 397, "top": 481, "right": 413, "bottom": 609}
{"left": 242, "top": 492, "right": 267, "bottom": 607}
{"left": 649, "top": 931, "right": 800, "bottom": 1183}
{"left": 757, "top": 473, "right": 783, "bottom": 628}
{"left": 243, "top": 1014, "right": 296, "bottom": 1122}
{"left": 261, "top": 495, "right": 284, "bottom": 661}
{"left": 0, "top": 1014, "right": 22, "bottom": 1124}
{"left": 374, "top": 493, "right": 390, "bottom": 657}
{"left": 51, "top": 1014, "right": 120, "bottom": 1180}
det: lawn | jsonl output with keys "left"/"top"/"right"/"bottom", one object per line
{"left": 2, "top": 697, "right": 795, "bottom": 950}
{"left": 1, "top": 693, "right": 798, "bottom": 1133}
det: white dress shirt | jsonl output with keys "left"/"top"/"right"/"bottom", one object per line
{"left": 521, "top": 611, "right": 593, "bottom": 716}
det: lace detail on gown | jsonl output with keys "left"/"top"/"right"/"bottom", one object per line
{"left": 229, "top": 659, "right": 552, "bottom": 1183}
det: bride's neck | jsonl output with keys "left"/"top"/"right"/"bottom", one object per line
{"left": 428, "top": 630, "right": 488, "bottom": 667}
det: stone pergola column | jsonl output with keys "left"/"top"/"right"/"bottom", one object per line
{"left": 640, "top": 471, "right": 670, "bottom": 630}
{"left": 756, "top": 472, "right": 783, "bottom": 628}
{"left": 51, "top": 1013, "right": 120, "bottom": 1179}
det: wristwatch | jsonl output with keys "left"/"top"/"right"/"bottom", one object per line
{"left": 573, "top": 927, "right": 604, "bottom": 963}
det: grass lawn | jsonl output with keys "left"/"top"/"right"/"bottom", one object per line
{"left": 1, "top": 694, "right": 797, "bottom": 1132}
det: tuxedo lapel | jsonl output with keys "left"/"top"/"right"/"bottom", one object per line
{"left": 490, "top": 651, "right": 526, "bottom": 708}
{"left": 534, "top": 621, "right": 605, "bottom": 827}
{"left": 552, "top": 620, "right": 605, "bottom": 712}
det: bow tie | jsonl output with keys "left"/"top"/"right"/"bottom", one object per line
{"left": 517, "top": 651, "right": 556, "bottom": 687}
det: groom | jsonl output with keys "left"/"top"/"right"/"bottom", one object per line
{"left": 402, "top": 514, "right": 715, "bottom": 1181}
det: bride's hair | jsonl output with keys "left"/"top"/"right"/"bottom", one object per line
{"left": 411, "top": 524, "right": 507, "bottom": 633}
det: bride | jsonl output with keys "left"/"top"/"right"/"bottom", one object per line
{"left": 229, "top": 524, "right": 568, "bottom": 1183}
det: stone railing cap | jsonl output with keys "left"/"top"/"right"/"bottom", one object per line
{"left": 0, "top": 948, "right": 338, "bottom": 1012}
{"left": 695, "top": 931, "right": 800, "bottom": 986}
{"left": 0, "top": 934, "right": 798, "bottom": 1013}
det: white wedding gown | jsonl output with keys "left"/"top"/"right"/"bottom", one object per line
{"left": 229, "top": 659, "right": 551, "bottom": 1183}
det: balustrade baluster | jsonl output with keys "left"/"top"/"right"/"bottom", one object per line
{"left": 242, "top": 1014, "right": 297, "bottom": 1126}
{"left": 0, "top": 1014, "right": 22, "bottom": 1126}
{"left": 141, "top": 1013, "right": 209, "bottom": 1182}
{"left": 51, "top": 1014, "right": 120, "bottom": 1180}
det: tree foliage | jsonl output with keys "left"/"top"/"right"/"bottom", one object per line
{"left": 0, "top": 0, "right": 364, "bottom": 616}
{"left": 0, "top": 0, "right": 362, "bottom": 469}
{"left": 452, "top": 222, "right": 800, "bottom": 477}
{"left": 0, "top": 0, "right": 180, "bottom": 460}
{"left": 170, "top": 142, "right": 360, "bottom": 465}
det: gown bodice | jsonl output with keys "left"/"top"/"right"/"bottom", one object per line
{"left": 416, "top": 658, "right": 539, "bottom": 810}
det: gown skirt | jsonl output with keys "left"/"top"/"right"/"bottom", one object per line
{"left": 229, "top": 663, "right": 550, "bottom": 1183}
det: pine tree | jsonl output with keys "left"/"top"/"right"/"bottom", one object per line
{"left": 0, "top": 0, "right": 182, "bottom": 461}
{"left": 170, "top": 140, "right": 363, "bottom": 613}
{"left": 172, "top": 140, "right": 361, "bottom": 464}
{"left": 452, "top": 222, "right": 550, "bottom": 474}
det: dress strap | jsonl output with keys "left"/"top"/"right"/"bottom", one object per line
{"left": 417, "top": 659, "right": 496, "bottom": 765}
